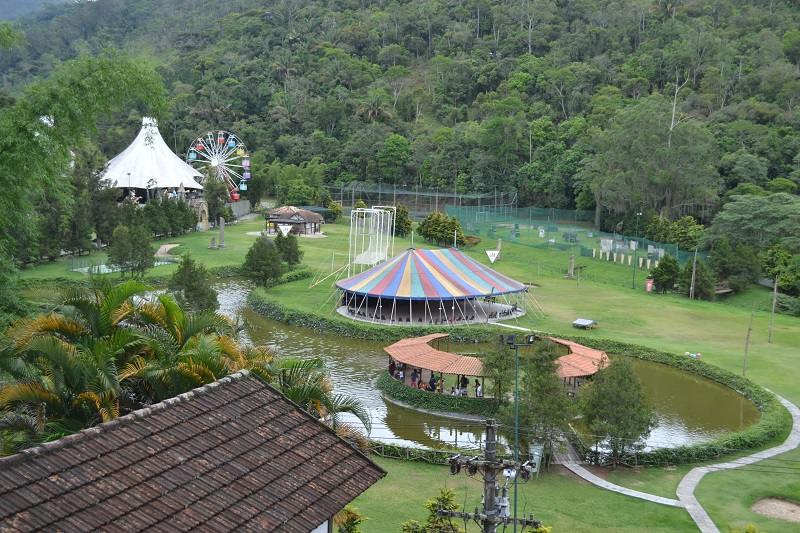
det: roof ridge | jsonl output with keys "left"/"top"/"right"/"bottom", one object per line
{"left": 0, "top": 370, "right": 252, "bottom": 466}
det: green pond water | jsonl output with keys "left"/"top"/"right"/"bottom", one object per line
{"left": 217, "top": 281, "right": 759, "bottom": 451}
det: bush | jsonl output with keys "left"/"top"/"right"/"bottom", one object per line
{"left": 377, "top": 371, "right": 498, "bottom": 417}
{"left": 168, "top": 254, "right": 218, "bottom": 312}
{"left": 107, "top": 224, "right": 155, "bottom": 278}
{"left": 243, "top": 237, "right": 283, "bottom": 286}
{"left": 274, "top": 232, "right": 303, "bottom": 265}
{"left": 394, "top": 204, "right": 412, "bottom": 237}
{"left": 651, "top": 254, "right": 679, "bottom": 292}
{"left": 417, "top": 212, "right": 465, "bottom": 247}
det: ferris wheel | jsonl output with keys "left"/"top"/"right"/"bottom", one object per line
{"left": 186, "top": 130, "right": 251, "bottom": 201}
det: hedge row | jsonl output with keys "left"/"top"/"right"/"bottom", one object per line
{"left": 561, "top": 335, "right": 791, "bottom": 466}
{"left": 377, "top": 371, "right": 499, "bottom": 417}
{"left": 247, "top": 288, "right": 497, "bottom": 343}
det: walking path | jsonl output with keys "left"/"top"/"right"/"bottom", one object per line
{"left": 155, "top": 243, "right": 180, "bottom": 258}
{"left": 676, "top": 393, "right": 800, "bottom": 533}
{"left": 556, "top": 393, "right": 800, "bottom": 532}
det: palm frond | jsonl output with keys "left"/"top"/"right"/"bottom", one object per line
{"left": 329, "top": 393, "right": 372, "bottom": 433}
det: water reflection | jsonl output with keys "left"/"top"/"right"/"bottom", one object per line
{"left": 216, "top": 280, "right": 759, "bottom": 451}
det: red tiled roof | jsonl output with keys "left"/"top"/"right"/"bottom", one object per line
{"left": 0, "top": 372, "right": 385, "bottom": 532}
{"left": 384, "top": 334, "right": 484, "bottom": 376}
{"left": 547, "top": 337, "right": 610, "bottom": 379}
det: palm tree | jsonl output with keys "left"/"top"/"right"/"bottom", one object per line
{"left": 273, "top": 358, "right": 372, "bottom": 435}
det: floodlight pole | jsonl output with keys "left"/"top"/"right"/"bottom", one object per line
{"left": 632, "top": 212, "right": 642, "bottom": 289}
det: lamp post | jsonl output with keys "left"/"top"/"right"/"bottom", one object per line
{"left": 503, "top": 333, "right": 536, "bottom": 533}
{"left": 632, "top": 211, "right": 642, "bottom": 289}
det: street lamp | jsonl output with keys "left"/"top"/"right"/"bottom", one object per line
{"left": 502, "top": 333, "right": 536, "bottom": 533}
{"left": 632, "top": 211, "right": 643, "bottom": 289}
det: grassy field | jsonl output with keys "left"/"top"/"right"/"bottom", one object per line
{"left": 19, "top": 218, "right": 800, "bottom": 531}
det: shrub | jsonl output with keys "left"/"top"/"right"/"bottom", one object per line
{"left": 168, "top": 254, "right": 218, "bottom": 312}
{"left": 394, "top": 204, "right": 412, "bottom": 237}
{"left": 651, "top": 254, "right": 679, "bottom": 292}
{"left": 274, "top": 232, "right": 303, "bottom": 265}
{"left": 417, "top": 212, "right": 465, "bottom": 247}
{"left": 243, "top": 237, "right": 283, "bottom": 286}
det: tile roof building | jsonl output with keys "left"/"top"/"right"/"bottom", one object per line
{"left": 0, "top": 371, "right": 385, "bottom": 532}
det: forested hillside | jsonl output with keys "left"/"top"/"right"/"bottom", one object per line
{"left": 1, "top": 1, "right": 799, "bottom": 254}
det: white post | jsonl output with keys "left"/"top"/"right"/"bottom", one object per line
{"left": 769, "top": 275, "right": 778, "bottom": 343}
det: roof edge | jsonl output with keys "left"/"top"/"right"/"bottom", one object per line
{"left": 0, "top": 370, "right": 253, "bottom": 466}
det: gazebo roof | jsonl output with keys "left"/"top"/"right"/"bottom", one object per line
{"left": 548, "top": 337, "right": 610, "bottom": 379}
{"left": 384, "top": 333, "right": 484, "bottom": 376}
{"left": 337, "top": 248, "right": 527, "bottom": 301}
{"left": 268, "top": 206, "right": 324, "bottom": 224}
{"left": 102, "top": 117, "right": 204, "bottom": 190}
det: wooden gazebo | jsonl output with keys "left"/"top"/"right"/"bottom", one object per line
{"left": 548, "top": 337, "right": 610, "bottom": 391}
{"left": 383, "top": 333, "right": 486, "bottom": 396}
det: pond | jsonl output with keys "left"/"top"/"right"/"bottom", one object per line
{"left": 217, "top": 281, "right": 759, "bottom": 452}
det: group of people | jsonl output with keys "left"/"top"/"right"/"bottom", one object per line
{"left": 389, "top": 359, "right": 483, "bottom": 397}
{"left": 449, "top": 374, "right": 482, "bottom": 398}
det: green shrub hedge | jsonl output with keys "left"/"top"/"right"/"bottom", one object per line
{"left": 247, "top": 288, "right": 496, "bottom": 343}
{"left": 377, "top": 371, "right": 498, "bottom": 417}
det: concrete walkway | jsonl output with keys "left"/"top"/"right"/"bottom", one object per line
{"left": 676, "top": 393, "right": 800, "bottom": 533}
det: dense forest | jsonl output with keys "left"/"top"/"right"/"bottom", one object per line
{"left": 0, "top": 1, "right": 799, "bottom": 303}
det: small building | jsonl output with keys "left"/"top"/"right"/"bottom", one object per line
{"left": 0, "top": 371, "right": 385, "bottom": 532}
{"left": 268, "top": 206, "right": 325, "bottom": 236}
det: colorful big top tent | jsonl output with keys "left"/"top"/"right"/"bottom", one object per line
{"left": 336, "top": 248, "right": 527, "bottom": 325}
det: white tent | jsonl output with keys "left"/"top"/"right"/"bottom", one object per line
{"left": 102, "top": 117, "right": 204, "bottom": 191}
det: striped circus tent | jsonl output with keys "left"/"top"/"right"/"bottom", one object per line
{"left": 336, "top": 248, "right": 527, "bottom": 325}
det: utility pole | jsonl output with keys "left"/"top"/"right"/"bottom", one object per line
{"left": 442, "top": 419, "right": 542, "bottom": 533}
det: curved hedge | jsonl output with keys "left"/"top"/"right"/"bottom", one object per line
{"left": 248, "top": 288, "right": 792, "bottom": 465}
{"left": 247, "top": 288, "right": 496, "bottom": 343}
{"left": 377, "top": 371, "right": 498, "bottom": 417}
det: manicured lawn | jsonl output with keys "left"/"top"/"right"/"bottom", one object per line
{"left": 352, "top": 457, "right": 696, "bottom": 532}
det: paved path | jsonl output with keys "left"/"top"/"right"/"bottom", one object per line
{"left": 556, "top": 393, "right": 800, "bottom": 532}
{"left": 676, "top": 393, "right": 800, "bottom": 533}
{"left": 155, "top": 243, "right": 180, "bottom": 258}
